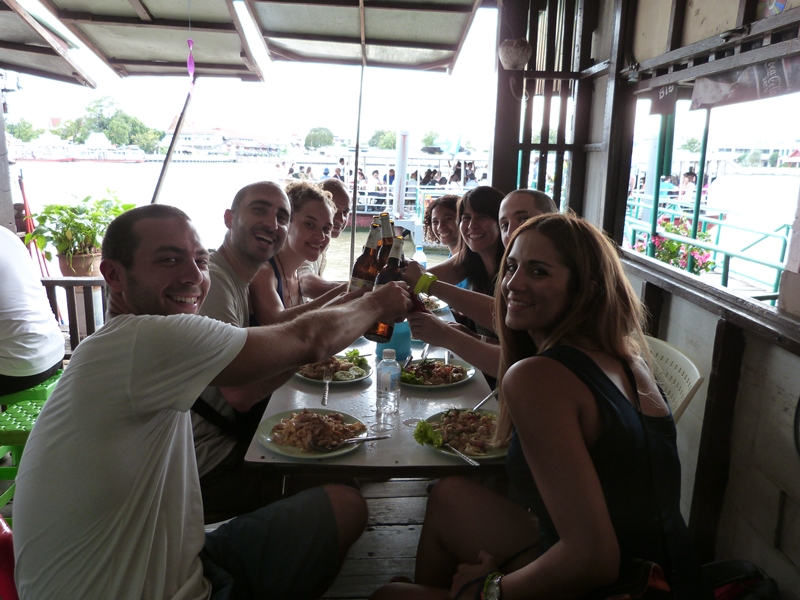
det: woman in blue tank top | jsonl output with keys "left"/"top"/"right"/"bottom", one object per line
{"left": 371, "top": 214, "right": 707, "bottom": 600}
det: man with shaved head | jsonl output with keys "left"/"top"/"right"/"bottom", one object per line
{"left": 193, "top": 181, "right": 296, "bottom": 519}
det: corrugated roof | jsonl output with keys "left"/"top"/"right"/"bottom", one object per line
{"left": 23, "top": 0, "right": 484, "bottom": 83}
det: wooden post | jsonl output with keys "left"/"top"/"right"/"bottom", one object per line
{"left": 490, "top": 0, "right": 529, "bottom": 193}
{"left": 688, "top": 319, "right": 746, "bottom": 563}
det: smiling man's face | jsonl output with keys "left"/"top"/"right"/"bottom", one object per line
{"left": 225, "top": 184, "right": 291, "bottom": 269}
{"left": 113, "top": 217, "right": 211, "bottom": 316}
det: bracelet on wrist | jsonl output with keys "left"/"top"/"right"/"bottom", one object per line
{"left": 414, "top": 272, "right": 438, "bottom": 295}
{"left": 481, "top": 572, "right": 504, "bottom": 600}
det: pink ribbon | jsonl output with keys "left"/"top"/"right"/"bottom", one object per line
{"left": 187, "top": 39, "right": 195, "bottom": 93}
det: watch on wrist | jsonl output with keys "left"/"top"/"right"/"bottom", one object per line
{"left": 482, "top": 572, "right": 503, "bottom": 600}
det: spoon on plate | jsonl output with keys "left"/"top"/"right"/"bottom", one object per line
{"left": 444, "top": 443, "right": 480, "bottom": 466}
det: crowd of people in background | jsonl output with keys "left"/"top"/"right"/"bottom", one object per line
{"left": 272, "top": 158, "right": 489, "bottom": 192}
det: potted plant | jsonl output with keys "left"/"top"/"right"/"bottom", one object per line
{"left": 25, "top": 193, "right": 136, "bottom": 276}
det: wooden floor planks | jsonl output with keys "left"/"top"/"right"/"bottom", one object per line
{"left": 323, "top": 479, "right": 431, "bottom": 599}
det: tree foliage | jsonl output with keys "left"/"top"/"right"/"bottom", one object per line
{"left": 769, "top": 151, "right": 779, "bottom": 167}
{"left": 422, "top": 131, "right": 438, "bottom": 146}
{"left": 6, "top": 118, "right": 44, "bottom": 142}
{"left": 377, "top": 131, "right": 396, "bottom": 149}
{"left": 368, "top": 130, "right": 389, "bottom": 147}
{"left": 51, "top": 96, "right": 164, "bottom": 153}
{"left": 680, "top": 138, "right": 701, "bottom": 153}
{"left": 368, "top": 129, "right": 396, "bottom": 149}
{"left": 305, "top": 127, "right": 334, "bottom": 149}
{"left": 746, "top": 150, "right": 762, "bottom": 166}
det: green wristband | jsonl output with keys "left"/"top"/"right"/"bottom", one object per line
{"left": 481, "top": 572, "right": 504, "bottom": 600}
{"left": 414, "top": 272, "right": 438, "bottom": 295}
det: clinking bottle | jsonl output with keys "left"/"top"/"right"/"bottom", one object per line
{"left": 364, "top": 237, "right": 404, "bottom": 343}
{"left": 348, "top": 222, "right": 381, "bottom": 292}
{"left": 375, "top": 212, "right": 395, "bottom": 270}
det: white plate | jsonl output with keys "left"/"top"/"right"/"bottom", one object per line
{"left": 400, "top": 358, "right": 476, "bottom": 389}
{"left": 419, "top": 294, "right": 449, "bottom": 313}
{"left": 425, "top": 409, "right": 507, "bottom": 461}
{"left": 256, "top": 409, "right": 368, "bottom": 459}
{"left": 296, "top": 356, "right": 372, "bottom": 384}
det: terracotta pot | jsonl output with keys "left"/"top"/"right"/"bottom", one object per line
{"left": 498, "top": 38, "right": 533, "bottom": 71}
{"left": 59, "top": 252, "right": 102, "bottom": 277}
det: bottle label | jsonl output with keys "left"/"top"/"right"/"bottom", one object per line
{"left": 349, "top": 277, "right": 374, "bottom": 292}
{"left": 378, "top": 371, "right": 400, "bottom": 393}
{"left": 365, "top": 227, "right": 381, "bottom": 249}
{"left": 389, "top": 239, "right": 404, "bottom": 260}
{"left": 380, "top": 214, "right": 393, "bottom": 238}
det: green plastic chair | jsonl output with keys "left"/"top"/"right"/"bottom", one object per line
{"left": 0, "top": 370, "right": 62, "bottom": 525}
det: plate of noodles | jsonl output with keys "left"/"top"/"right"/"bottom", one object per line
{"left": 400, "top": 358, "right": 475, "bottom": 389}
{"left": 296, "top": 350, "right": 372, "bottom": 384}
{"left": 414, "top": 409, "right": 508, "bottom": 460}
{"left": 257, "top": 408, "right": 368, "bottom": 459}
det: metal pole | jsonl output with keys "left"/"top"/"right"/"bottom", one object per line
{"left": 349, "top": 64, "right": 366, "bottom": 276}
{"left": 647, "top": 115, "right": 667, "bottom": 257}
{"left": 688, "top": 108, "right": 711, "bottom": 272}
{"left": 151, "top": 79, "right": 195, "bottom": 204}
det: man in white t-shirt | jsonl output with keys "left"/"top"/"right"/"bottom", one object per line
{"left": 0, "top": 226, "right": 64, "bottom": 396}
{"left": 13, "top": 204, "right": 412, "bottom": 600}
{"left": 296, "top": 177, "right": 352, "bottom": 298}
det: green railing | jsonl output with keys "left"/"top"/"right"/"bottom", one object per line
{"left": 624, "top": 195, "right": 790, "bottom": 305}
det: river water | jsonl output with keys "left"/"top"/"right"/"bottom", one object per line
{"left": 13, "top": 160, "right": 445, "bottom": 280}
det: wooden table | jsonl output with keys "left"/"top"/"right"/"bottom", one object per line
{"left": 244, "top": 337, "right": 504, "bottom": 478}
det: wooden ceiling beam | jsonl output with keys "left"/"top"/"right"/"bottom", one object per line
{"left": 0, "top": 40, "right": 58, "bottom": 55}
{"left": 666, "top": 0, "right": 686, "bottom": 52}
{"left": 0, "top": 59, "right": 86, "bottom": 85}
{"left": 38, "top": 0, "right": 127, "bottom": 77}
{"left": 251, "top": 0, "right": 473, "bottom": 13}
{"left": 3, "top": 0, "right": 95, "bottom": 87}
{"left": 107, "top": 58, "right": 251, "bottom": 72}
{"left": 225, "top": 0, "right": 265, "bottom": 81}
{"left": 55, "top": 12, "right": 237, "bottom": 33}
{"left": 262, "top": 30, "right": 457, "bottom": 52}
{"left": 126, "top": 0, "right": 153, "bottom": 22}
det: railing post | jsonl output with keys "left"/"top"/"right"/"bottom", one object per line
{"left": 688, "top": 108, "right": 711, "bottom": 273}
{"left": 721, "top": 255, "right": 731, "bottom": 287}
{"left": 647, "top": 116, "right": 668, "bottom": 257}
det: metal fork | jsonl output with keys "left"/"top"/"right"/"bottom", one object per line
{"left": 322, "top": 367, "right": 332, "bottom": 406}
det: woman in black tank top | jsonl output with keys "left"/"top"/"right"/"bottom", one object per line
{"left": 371, "top": 214, "right": 708, "bottom": 600}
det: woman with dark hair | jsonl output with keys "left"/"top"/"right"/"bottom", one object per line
{"left": 422, "top": 194, "right": 461, "bottom": 251}
{"left": 420, "top": 169, "right": 433, "bottom": 186}
{"left": 406, "top": 186, "right": 505, "bottom": 300}
{"left": 372, "top": 213, "right": 706, "bottom": 600}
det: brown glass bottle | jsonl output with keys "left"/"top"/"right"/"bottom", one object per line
{"left": 364, "top": 237, "right": 405, "bottom": 342}
{"left": 348, "top": 223, "right": 381, "bottom": 292}
{"left": 376, "top": 213, "right": 395, "bottom": 270}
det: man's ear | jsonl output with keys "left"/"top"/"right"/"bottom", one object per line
{"left": 100, "top": 259, "right": 126, "bottom": 292}
{"left": 224, "top": 209, "right": 234, "bottom": 230}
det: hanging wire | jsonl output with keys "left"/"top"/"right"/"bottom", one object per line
{"left": 349, "top": 63, "right": 366, "bottom": 276}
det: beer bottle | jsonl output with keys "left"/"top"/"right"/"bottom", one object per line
{"left": 376, "top": 212, "right": 395, "bottom": 269}
{"left": 348, "top": 223, "right": 381, "bottom": 292}
{"left": 365, "top": 237, "right": 405, "bottom": 342}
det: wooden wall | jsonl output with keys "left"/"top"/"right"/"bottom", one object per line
{"left": 625, "top": 253, "right": 800, "bottom": 599}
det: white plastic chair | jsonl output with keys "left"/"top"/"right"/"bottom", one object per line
{"left": 645, "top": 336, "right": 705, "bottom": 423}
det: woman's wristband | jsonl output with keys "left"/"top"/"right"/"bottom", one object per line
{"left": 481, "top": 572, "right": 504, "bottom": 600}
{"left": 414, "top": 272, "right": 438, "bottom": 295}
